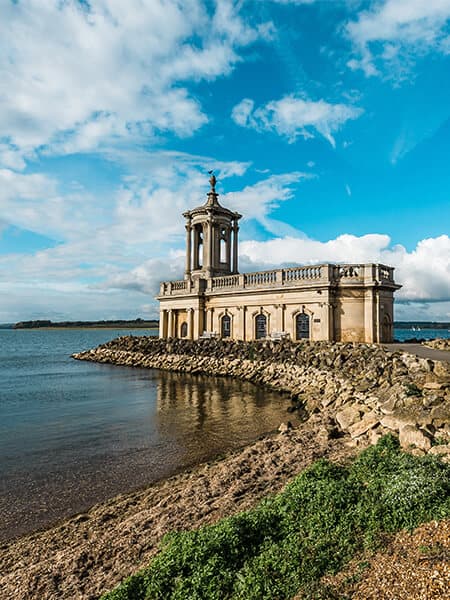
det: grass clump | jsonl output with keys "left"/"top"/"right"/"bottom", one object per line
{"left": 101, "top": 436, "right": 450, "bottom": 600}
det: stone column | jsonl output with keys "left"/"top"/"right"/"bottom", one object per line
{"left": 232, "top": 221, "right": 239, "bottom": 274}
{"left": 159, "top": 310, "right": 166, "bottom": 338}
{"left": 279, "top": 304, "right": 285, "bottom": 333}
{"left": 226, "top": 227, "right": 231, "bottom": 270}
{"left": 185, "top": 219, "right": 191, "bottom": 278}
{"left": 206, "top": 219, "right": 213, "bottom": 277}
{"left": 193, "top": 227, "right": 199, "bottom": 270}
{"left": 167, "top": 310, "right": 173, "bottom": 338}
{"left": 187, "top": 308, "right": 194, "bottom": 340}
{"left": 193, "top": 308, "right": 202, "bottom": 339}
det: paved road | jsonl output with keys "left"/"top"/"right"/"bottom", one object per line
{"left": 383, "top": 343, "right": 450, "bottom": 362}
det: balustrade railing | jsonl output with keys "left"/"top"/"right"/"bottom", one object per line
{"left": 334, "top": 265, "right": 362, "bottom": 279}
{"left": 211, "top": 274, "right": 240, "bottom": 289}
{"left": 282, "top": 266, "right": 322, "bottom": 282}
{"left": 378, "top": 265, "right": 393, "bottom": 281}
{"left": 159, "top": 263, "right": 394, "bottom": 295}
{"left": 244, "top": 270, "right": 278, "bottom": 286}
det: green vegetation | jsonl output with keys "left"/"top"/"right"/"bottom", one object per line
{"left": 101, "top": 436, "right": 450, "bottom": 600}
{"left": 404, "top": 382, "right": 422, "bottom": 397}
{"left": 13, "top": 318, "right": 158, "bottom": 329}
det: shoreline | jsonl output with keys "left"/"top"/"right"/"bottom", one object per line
{"left": 0, "top": 419, "right": 356, "bottom": 600}
{"left": 5, "top": 327, "right": 160, "bottom": 331}
{"left": 3, "top": 337, "right": 449, "bottom": 599}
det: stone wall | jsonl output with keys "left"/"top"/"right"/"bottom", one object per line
{"left": 73, "top": 337, "right": 450, "bottom": 459}
{"left": 424, "top": 338, "right": 450, "bottom": 351}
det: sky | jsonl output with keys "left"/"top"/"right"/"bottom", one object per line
{"left": 0, "top": 0, "right": 449, "bottom": 323}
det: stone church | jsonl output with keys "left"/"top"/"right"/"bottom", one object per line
{"left": 158, "top": 175, "right": 401, "bottom": 343}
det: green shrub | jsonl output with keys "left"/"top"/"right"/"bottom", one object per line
{"left": 101, "top": 435, "right": 450, "bottom": 600}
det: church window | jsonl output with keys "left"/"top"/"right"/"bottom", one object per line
{"left": 296, "top": 313, "right": 310, "bottom": 340}
{"left": 255, "top": 313, "right": 267, "bottom": 339}
{"left": 221, "top": 314, "right": 231, "bottom": 338}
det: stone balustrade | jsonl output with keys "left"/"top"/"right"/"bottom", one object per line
{"left": 158, "top": 263, "right": 395, "bottom": 296}
{"left": 211, "top": 274, "right": 240, "bottom": 289}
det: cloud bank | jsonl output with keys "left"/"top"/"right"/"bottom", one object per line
{"left": 347, "top": 0, "right": 450, "bottom": 75}
{"left": 0, "top": 0, "right": 271, "bottom": 165}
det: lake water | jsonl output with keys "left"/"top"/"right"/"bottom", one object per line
{"left": 0, "top": 329, "right": 287, "bottom": 542}
{"left": 394, "top": 328, "right": 450, "bottom": 342}
{"left": 1, "top": 327, "right": 449, "bottom": 542}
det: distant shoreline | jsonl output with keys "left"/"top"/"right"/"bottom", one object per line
{"left": 13, "top": 326, "right": 160, "bottom": 331}
{"left": 2, "top": 320, "right": 449, "bottom": 331}
{"left": 11, "top": 319, "right": 159, "bottom": 330}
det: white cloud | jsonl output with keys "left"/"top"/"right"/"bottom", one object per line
{"left": 88, "top": 231, "right": 450, "bottom": 322}
{"left": 0, "top": 0, "right": 271, "bottom": 166}
{"left": 232, "top": 95, "right": 363, "bottom": 146}
{"left": 222, "top": 172, "right": 309, "bottom": 235}
{"left": 0, "top": 152, "right": 309, "bottom": 319}
{"left": 239, "top": 233, "right": 450, "bottom": 304}
{"left": 347, "top": 0, "right": 450, "bottom": 75}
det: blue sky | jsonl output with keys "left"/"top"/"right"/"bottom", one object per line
{"left": 0, "top": 0, "right": 449, "bottom": 322}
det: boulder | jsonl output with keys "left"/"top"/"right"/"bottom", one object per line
{"left": 335, "top": 404, "right": 363, "bottom": 430}
{"left": 399, "top": 425, "right": 432, "bottom": 452}
{"left": 428, "top": 444, "right": 450, "bottom": 457}
{"left": 348, "top": 412, "right": 380, "bottom": 439}
{"left": 278, "top": 421, "right": 293, "bottom": 434}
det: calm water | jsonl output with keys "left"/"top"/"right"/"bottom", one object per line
{"left": 394, "top": 328, "right": 450, "bottom": 342}
{"left": 1, "top": 327, "right": 449, "bottom": 541}
{"left": 0, "top": 329, "right": 287, "bottom": 541}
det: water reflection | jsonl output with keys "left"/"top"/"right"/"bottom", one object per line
{"left": 1, "top": 345, "right": 286, "bottom": 541}
{"left": 155, "top": 371, "right": 285, "bottom": 456}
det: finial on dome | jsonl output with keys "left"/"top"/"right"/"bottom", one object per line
{"left": 208, "top": 170, "right": 216, "bottom": 192}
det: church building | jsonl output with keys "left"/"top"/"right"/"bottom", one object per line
{"left": 157, "top": 175, "right": 401, "bottom": 343}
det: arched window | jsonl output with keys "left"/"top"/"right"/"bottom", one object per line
{"left": 220, "top": 227, "right": 227, "bottom": 263}
{"left": 198, "top": 230, "right": 203, "bottom": 267}
{"left": 296, "top": 313, "right": 310, "bottom": 340}
{"left": 221, "top": 314, "right": 231, "bottom": 338}
{"left": 255, "top": 313, "right": 267, "bottom": 339}
{"left": 180, "top": 322, "right": 188, "bottom": 338}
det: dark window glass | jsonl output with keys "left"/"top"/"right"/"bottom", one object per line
{"left": 221, "top": 315, "right": 231, "bottom": 338}
{"left": 255, "top": 314, "right": 267, "bottom": 339}
{"left": 296, "top": 313, "right": 310, "bottom": 340}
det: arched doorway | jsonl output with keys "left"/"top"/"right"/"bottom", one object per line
{"left": 180, "top": 322, "right": 188, "bottom": 338}
{"left": 221, "top": 314, "right": 231, "bottom": 338}
{"left": 255, "top": 313, "right": 267, "bottom": 339}
{"left": 296, "top": 313, "right": 310, "bottom": 340}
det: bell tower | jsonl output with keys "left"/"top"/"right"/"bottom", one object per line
{"left": 183, "top": 174, "right": 242, "bottom": 280}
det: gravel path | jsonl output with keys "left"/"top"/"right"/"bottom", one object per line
{"left": 308, "top": 519, "right": 450, "bottom": 600}
{"left": 384, "top": 343, "right": 450, "bottom": 362}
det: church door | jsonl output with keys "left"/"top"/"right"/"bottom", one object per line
{"left": 255, "top": 314, "right": 267, "bottom": 339}
{"left": 296, "top": 313, "right": 310, "bottom": 340}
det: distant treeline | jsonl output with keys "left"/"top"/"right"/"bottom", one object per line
{"left": 13, "top": 318, "right": 159, "bottom": 329}
{"left": 394, "top": 321, "right": 450, "bottom": 329}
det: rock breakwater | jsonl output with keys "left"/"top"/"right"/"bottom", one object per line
{"left": 424, "top": 338, "right": 450, "bottom": 351}
{"left": 73, "top": 337, "right": 450, "bottom": 459}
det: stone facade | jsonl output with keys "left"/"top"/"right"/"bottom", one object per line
{"left": 157, "top": 176, "right": 401, "bottom": 343}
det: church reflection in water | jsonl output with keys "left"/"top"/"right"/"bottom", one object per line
{"left": 153, "top": 369, "right": 286, "bottom": 459}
